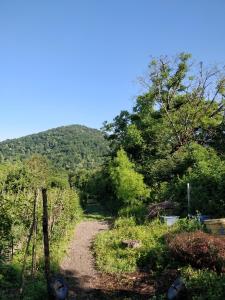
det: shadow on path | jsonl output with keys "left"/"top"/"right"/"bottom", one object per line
{"left": 62, "top": 269, "right": 153, "bottom": 300}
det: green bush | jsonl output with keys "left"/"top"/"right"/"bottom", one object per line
{"left": 0, "top": 159, "right": 83, "bottom": 299}
{"left": 0, "top": 264, "right": 20, "bottom": 288}
{"left": 48, "top": 188, "right": 83, "bottom": 242}
{"left": 118, "top": 202, "right": 146, "bottom": 223}
{"left": 23, "top": 274, "right": 47, "bottom": 300}
{"left": 164, "top": 144, "right": 225, "bottom": 217}
{"left": 172, "top": 217, "right": 203, "bottom": 233}
{"left": 114, "top": 217, "right": 136, "bottom": 228}
{"left": 94, "top": 217, "right": 205, "bottom": 274}
{"left": 181, "top": 266, "right": 225, "bottom": 300}
{"left": 109, "top": 148, "right": 149, "bottom": 210}
{"left": 95, "top": 219, "right": 166, "bottom": 273}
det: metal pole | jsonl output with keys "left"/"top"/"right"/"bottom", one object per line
{"left": 187, "top": 183, "right": 190, "bottom": 217}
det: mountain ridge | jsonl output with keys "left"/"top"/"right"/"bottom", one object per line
{"left": 0, "top": 124, "right": 109, "bottom": 170}
{"left": 0, "top": 124, "right": 97, "bottom": 142}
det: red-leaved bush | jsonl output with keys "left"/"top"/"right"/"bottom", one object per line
{"left": 166, "top": 231, "right": 225, "bottom": 272}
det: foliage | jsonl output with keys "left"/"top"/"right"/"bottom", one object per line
{"left": 118, "top": 202, "right": 147, "bottom": 223}
{"left": 0, "top": 156, "right": 83, "bottom": 298}
{"left": 94, "top": 218, "right": 167, "bottom": 273}
{"left": 48, "top": 188, "right": 83, "bottom": 242}
{"left": 104, "top": 54, "right": 225, "bottom": 158}
{"left": 164, "top": 143, "right": 225, "bottom": 216}
{"left": 103, "top": 53, "right": 225, "bottom": 217}
{"left": 172, "top": 217, "right": 203, "bottom": 233}
{"left": 181, "top": 266, "right": 225, "bottom": 300}
{"left": 0, "top": 125, "right": 109, "bottom": 171}
{"left": 68, "top": 167, "right": 101, "bottom": 209}
{"left": 87, "top": 166, "right": 117, "bottom": 213}
{"left": 166, "top": 231, "right": 225, "bottom": 272}
{"left": 109, "top": 148, "right": 149, "bottom": 211}
{"left": 114, "top": 217, "right": 136, "bottom": 228}
{"left": 94, "top": 217, "right": 201, "bottom": 274}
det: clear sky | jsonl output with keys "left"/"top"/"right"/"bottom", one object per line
{"left": 0, "top": 0, "right": 225, "bottom": 141}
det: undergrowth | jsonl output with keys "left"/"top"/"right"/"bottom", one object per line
{"left": 94, "top": 217, "right": 202, "bottom": 274}
{"left": 0, "top": 207, "right": 83, "bottom": 300}
{"left": 94, "top": 216, "right": 225, "bottom": 299}
{"left": 181, "top": 266, "right": 225, "bottom": 300}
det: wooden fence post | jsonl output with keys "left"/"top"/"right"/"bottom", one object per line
{"left": 42, "top": 188, "right": 52, "bottom": 299}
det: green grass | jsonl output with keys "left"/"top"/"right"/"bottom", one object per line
{"left": 94, "top": 217, "right": 203, "bottom": 274}
{"left": 94, "top": 218, "right": 167, "bottom": 273}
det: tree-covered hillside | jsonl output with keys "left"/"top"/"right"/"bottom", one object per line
{"left": 0, "top": 125, "right": 109, "bottom": 170}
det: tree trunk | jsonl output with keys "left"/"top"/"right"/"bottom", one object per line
{"left": 11, "top": 236, "right": 14, "bottom": 261}
{"left": 42, "top": 188, "right": 52, "bottom": 299}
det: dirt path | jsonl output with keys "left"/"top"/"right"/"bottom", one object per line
{"left": 60, "top": 220, "right": 109, "bottom": 299}
{"left": 60, "top": 219, "right": 155, "bottom": 299}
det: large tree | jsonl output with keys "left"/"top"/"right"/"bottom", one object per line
{"left": 103, "top": 54, "right": 225, "bottom": 215}
{"left": 104, "top": 53, "right": 225, "bottom": 178}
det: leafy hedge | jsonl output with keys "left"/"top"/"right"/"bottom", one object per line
{"left": 0, "top": 158, "right": 83, "bottom": 299}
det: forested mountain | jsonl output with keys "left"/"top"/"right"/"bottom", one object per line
{"left": 0, "top": 125, "right": 109, "bottom": 170}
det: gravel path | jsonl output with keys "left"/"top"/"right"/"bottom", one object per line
{"left": 60, "top": 220, "right": 109, "bottom": 299}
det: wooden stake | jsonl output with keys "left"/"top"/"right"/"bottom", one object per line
{"left": 31, "top": 189, "right": 38, "bottom": 277}
{"left": 42, "top": 188, "right": 52, "bottom": 299}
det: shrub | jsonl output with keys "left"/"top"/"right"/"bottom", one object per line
{"left": 181, "top": 266, "right": 225, "bottom": 300}
{"left": 114, "top": 217, "right": 136, "bottom": 228}
{"left": 94, "top": 219, "right": 171, "bottom": 273}
{"left": 167, "top": 231, "right": 225, "bottom": 272}
{"left": 172, "top": 217, "right": 203, "bottom": 233}
{"left": 94, "top": 217, "right": 205, "bottom": 274}
{"left": 118, "top": 202, "right": 146, "bottom": 223}
{"left": 109, "top": 148, "right": 149, "bottom": 208}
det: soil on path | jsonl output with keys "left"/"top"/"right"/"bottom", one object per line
{"left": 60, "top": 220, "right": 109, "bottom": 299}
{"left": 60, "top": 219, "right": 156, "bottom": 299}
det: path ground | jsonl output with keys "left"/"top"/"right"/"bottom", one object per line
{"left": 59, "top": 202, "right": 157, "bottom": 299}
{"left": 60, "top": 220, "right": 109, "bottom": 299}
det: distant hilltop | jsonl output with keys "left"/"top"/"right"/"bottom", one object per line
{"left": 0, "top": 124, "right": 109, "bottom": 170}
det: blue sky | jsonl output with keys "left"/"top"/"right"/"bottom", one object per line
{"left": 0, "top": 0, "right": 225, "bottom": 140}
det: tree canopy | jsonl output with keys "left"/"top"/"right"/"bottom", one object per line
{"left": 104, "top": 54, "right": 225, "bottom": 159}
{"left": 102, "top": 53, "right": 225, "bottom": 216}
